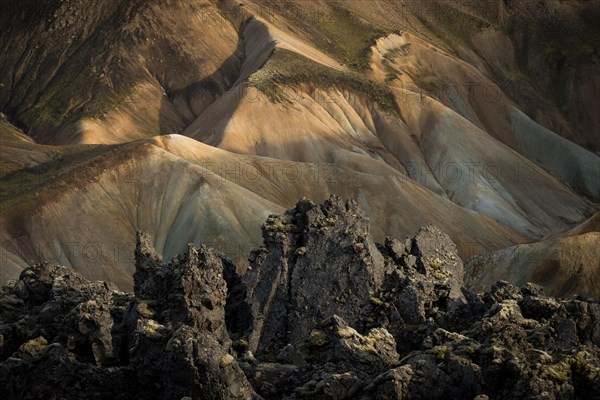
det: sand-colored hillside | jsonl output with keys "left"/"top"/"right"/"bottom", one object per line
{"left": 0, "top": 0, "right": 598, "bottom": 295}
{"left": 466, "top": 232, "right": 600, "bottom": 297}
{"left": 1, "top": 134, "right": 528, "bottom": 290}
{"left": 184, "top": 18, "right": 595, "bottom": 238}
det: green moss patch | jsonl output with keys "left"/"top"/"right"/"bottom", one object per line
{"left": 307, "top": 329, "right": 330, "bottom": 348}
{"left": 313, "top": 4, "right": 387, "bottom": 72}
{"left": 247, "top": 49, "right": 400, "bottom": 116}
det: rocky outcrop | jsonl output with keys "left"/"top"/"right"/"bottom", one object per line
{"left": 243, "top": 197, "right": 385, "bottom": 356}
{"left": 243, "top": 198, "right": 468, "bottom": 358}
{"left": 0, "top": 241, "right": 258, "bottom": 399}
{"left": 1, "top": 196, "right": 599, "bottom": 399}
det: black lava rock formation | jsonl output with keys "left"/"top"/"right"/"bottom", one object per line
{"left": 1, "top": 196, "right": 599, "bottom": 399}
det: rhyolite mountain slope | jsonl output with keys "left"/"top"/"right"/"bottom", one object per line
{"left": 0, "top": 0, "right": 599, "bottom": 295}
{"left": 466, "top": 211, "right": 600, "bottom": 297}
{"left": 1, "top": 197, "right": 599, "bottom": 399}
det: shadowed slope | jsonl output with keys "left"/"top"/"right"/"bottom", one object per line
{"left": 0, "top": 0, "right": 242, "bottom": 144}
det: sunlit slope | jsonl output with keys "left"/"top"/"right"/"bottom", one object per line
{"left": 466, "top": 231, "right": 600, "bottom": 297}
{"left": 1, "top": 134, "right": 525, "bottom": 289}
{"left": 184, "top": 16, "right": 596, "bottom": 240}
{"left": 0, "top": 138, "right": 281, "bottom": 288}
{"left": 368, "top": 32, "right": 600, "bottom": 201}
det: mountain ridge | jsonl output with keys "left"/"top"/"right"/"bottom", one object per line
{"left": 0, "top": 0, "right": 598, "bottom": 297}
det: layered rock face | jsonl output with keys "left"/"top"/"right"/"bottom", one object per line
{"left": 1, "top": 196, "right": 599, "bottom": 399}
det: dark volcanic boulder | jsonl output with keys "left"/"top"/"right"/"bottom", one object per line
{"left": 381, "top": 225, "right": 467, "bottom": 323}
{"left": 243, "top": 196, "right": 467, "bottom": 358}
{"left": 243, "top": 196, "right": 385, "bottom": 356}
{"left": 0, "top": 263, "right": 123, "bottom": 366}
{"left": 0, "top": 240, "right": 259, "bottom": 400}
{"left": 127, "top": 237, "right": 257, "bottom": 399}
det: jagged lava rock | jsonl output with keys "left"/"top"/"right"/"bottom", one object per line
{"left": 243, "top": 196, "right": 385, "bottom": 356}
{"left": 0, "top": 239, "right": 260, "bottom": 400}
